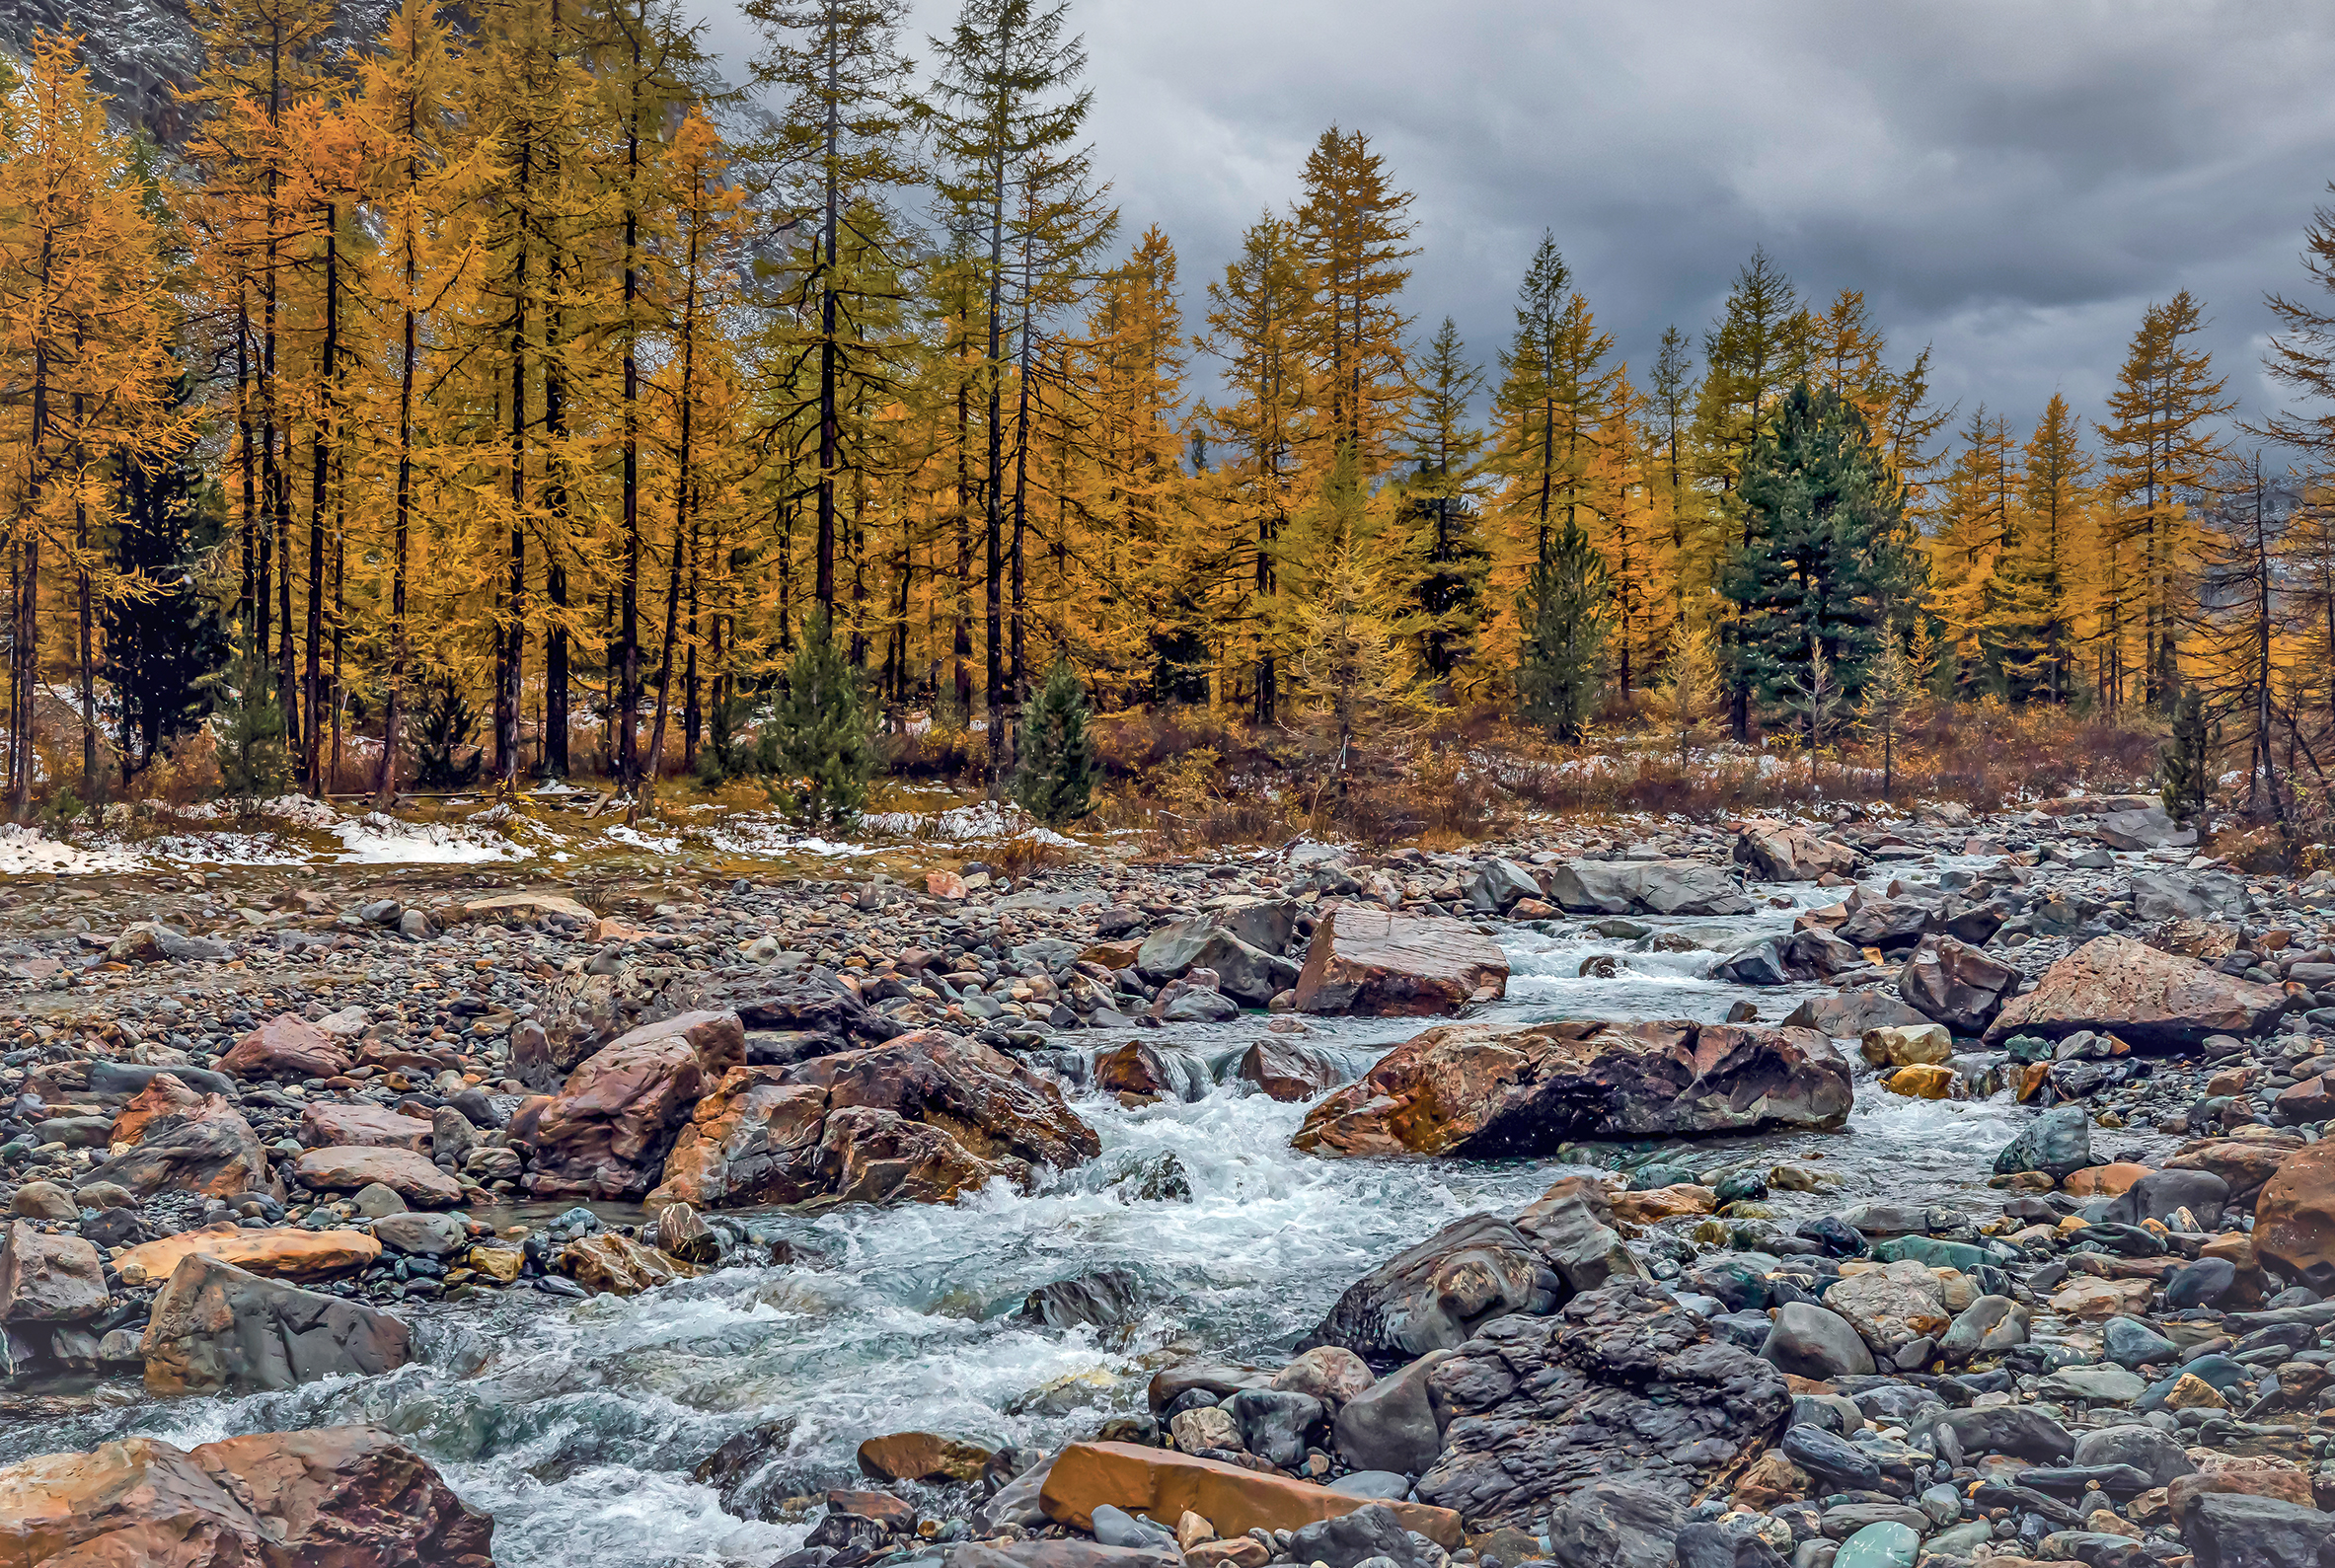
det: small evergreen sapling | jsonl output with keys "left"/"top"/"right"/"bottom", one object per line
{"left": 770, "top": 611, "right": 874, "bottom": 831}
{"left": 1516, "top": 515, "right": 1610, "bottom": 742}
{"left": 1015, "top": 658, "right": 1096, "bottom": 826}
{"left": 413, "top": 671, "right": 483, "bottom": 788}
{"left": 2160, "top": 685, "right": 2213, "bottom": 821}
{"left": 209, "top": 633, "right": 289, "bottom": 799}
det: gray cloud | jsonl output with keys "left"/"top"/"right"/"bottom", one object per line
{"left": 692, "top": 0, "right": 2335, "bottom": 454}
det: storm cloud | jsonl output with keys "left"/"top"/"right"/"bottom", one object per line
{"left": 693, "top": 0, "right": 2335, "bottom": 446}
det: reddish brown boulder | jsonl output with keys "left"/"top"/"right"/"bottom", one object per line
{"left": 1291, "top": 908, "right": 1508, "bottom": 1016}
{"left": 298, "top": 1100, "right": 432, "bottom": 1153}
{"left": 556, "top": 1232, "right": 695, "bottom": 1296}
{"left": 1293, "top": 1018, "right": 1852, "bottom": 1157}
{"left": 2255, "top": 1142, "right": 2335, "bottom": 1290}
{"left": 648, "top": 1069, "right": 828, "bottom": 1209}
{"left": 107, "top": 1072, "right": 204, "bottom": 1147}
{"left": 521, "top": 1009, "right": 747, "bottom": 1199}
{"left": 2276, "top": 1074, "right": 2335, "bottom": 1122}
{"left": 2168, "top": 1135, "right": 2302, "bottom": 1206}
{"left": 293, "top": 1147, "right": 463, "bottom": 1208}
{"left": 1984, "top": 935, "right": 2288, "bottom": 1048}
{"left": 1237, "top": 1038, "right": 1344, "bottom": 1102}
{"left": 1733, "top": 821, "right": 1858, "bottom": 881}
{"left": 0, "top": 1220, "right": 107, "bottom": 1322}
{"left": 220, "top": 1013, "right": 352, "bottom": 1081}
{"left": 857, "top": 1431, "right": 992, "bottom": 1483}
{"left": 1898, "top": 934, "right": 2021, "bottom": 1034}
{"left": 644, "top": 1030, "right": 1100, "bottom": 1210}
{"left": 0, "top": 1426, "right": 492, "bottom": 1567}
{"left": 1040, "top": 1441, "right": 1462, "bottom": 1545}
{"left": 1095, "top": 1039, "right": 1180, "bottom": 1098}
{"left": 82, "top": 1092, "right": 268, "bottom": 1199}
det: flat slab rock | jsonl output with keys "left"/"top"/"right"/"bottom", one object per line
{"left": 1038, "top": 1441, "right": 1462, "bottom": 1545}
{"left": 1293, "top": 1017, "right": 1853, "bottom": 1157}
{"left": 1984, "top": 935, "right": 2288, "bottom": 1049}
{"left": 1291, "top": 907, "right": 1508, "bottom": 1016}
{"left": 1415, "top": 1279, "right": 1791, "bottom": 1531}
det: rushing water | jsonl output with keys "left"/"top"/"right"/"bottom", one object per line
{"left": 6, "top": 856, "right": 2087, "bottom": 1568}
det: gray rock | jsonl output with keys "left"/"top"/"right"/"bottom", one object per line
{"left": 1019, "top": 1269, "right": 1144, "bottom": 1331}
{"left": 1779, "top": 993, "right": 1931, "bottom": 1037}
{"left": 1303, "top": 1213, "right": 1563, "bottom": 1369}
{"left": 1512, "top": 1178, "right": 1643, "bottom": 1295}
{"left": 2183, "top": 1494, "right": 2335, "bottom": 1568}
{"left": 2101, "top": 1317, "right": 2178, "bottom": 1370}
{"left": 1161, "top": 988, "right": 1243, "bottom": 1023}
{"left": 350, "top": 1182, "right": 409, "bottom": 1219}
{"left": 1290, "top": 1504, "right": 1436, "bottom": 1568}
{"left": 2099, "top": 810, "right": 2198, "bottom": 855}
{"left": 1897, "top": 935, "right": 2021, "bottom": 1034}
{"left": 1544, "top": 860, "right": 1755, "bottom": 918}
{"left": 1227, "top": 1386, "right": 1322, "bottom": 1469}
{"left": 1469, "top": 859, "right": 1544, "bottom": 914}
{"left": 1334, "top": 1351, "right": 1453, "bottom": 1475}
{"left": 1938, "top": 1296, "right": 2028, "bottom": 1363}
{"left": 1713, "top": 938, "right": 1790, "bottom": 987}
{"left": 2129, "top": 868, "right": 2242, "bottom": 920}
{"left": 1327, "top": 1470, "right": 1412, "bottom": 1499}
{"left": 1932, "top": 1406, "right": 2073, "bottom": 1462}
{"left": 2102, "top": 1169, "right": 2227, "bottom": 1230}
{"left": 1548, "top": 1481, "right": 1684, "bottom": 1568}
{"left": 1091, "top": 1505, "right": 1174, "bottom": 1550}
{"left": 2071, "top": 1425, "right": 2195, "bottom": 1487}
{"left": 1993, "top": 1104, "right": 2091, "bottom": 1178}
{"left": 1781, "top": 1425, "right": 1880, "bottom": 1489}
{"left": 138, "top": 1253, "right": 410, "bottom": 1394}
{"left": 2039, "top": 1363, "right": 2147, "bottom": 1402}
{"left": 1135, "top": 918, "right": 1300, "bottom": 1006}
{"left": 368, "top": 1213, "right": 468, "bottom": 1257}
{"left": 1762, "top": 1302, "right": 1877, "bottom": 1379}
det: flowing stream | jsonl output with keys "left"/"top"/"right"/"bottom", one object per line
{"left": 3, "top": 857, "right": 2073, "bottom": 1568}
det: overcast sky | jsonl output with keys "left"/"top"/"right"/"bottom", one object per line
{"left": 691, "top": 0, "right": 2335, "bottom": 456}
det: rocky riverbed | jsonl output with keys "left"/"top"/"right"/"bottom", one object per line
{"left": 4, "top": 793, "right": 2335, "bottom": 1568}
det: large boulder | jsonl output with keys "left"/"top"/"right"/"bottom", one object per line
{"left": 1468, "top": 859, "right": 1545, "bottom": 913}
{"left": 1897, "top": 935, "right": 2020, "bottom": 1034}
{"left": 1836, "top": 899, "right": 1936, "bottom": 953}
{"left": 1300, "top": 1214, "right": 1564, "bottom": 1369}
{"left": 298, "top": 1100, "right": 432, "bottom": 1152}
{"left": 0, "top": 1427, "right": 493, "bottom": 1567}
{"left": 139, "top": 1252, "right": 411, "bottom": 1395}
{"left": 1237, "top": 1039, "right": 1346, "bottom": 1102}
{"left": 1415, "top": 1280, "right": 1791, "bottom": 1531}
{"left": 106, "top": 1072, "right": 204, "bottom": 1147}
{"left": 113, "top": 1225, "right": 382, "bottom": 1287}
{"left": 0, "top": 1221, "right": 107, "bottom": 1322}
{"left": 2254, "top": 1142, "right": 2335, "bottom": 1292}
{"left": 1733, "top": 822, "right": 1858, "bottom": 882}
{"left": 219, "top": 1012, "right": 352, "bottom": 1081}
{"left": 1779, "top": 992, "right": 1931, "bottom": 1037}
{"left": 2131, "top": 869, "right": 2247, "bottom": 923}
{"left": 646, "top": 1030, "right": 1100, "bottom": 1211}
{"left": 293, "top": 1147, "right": 463, "bottom": 1209}
{"left": 1293, "top": 1018, "right": 1852, "bottom": 1158}
{"left": 1984, "top": 935, "right": 2288, "bottom": 1048}
{"left": 1822, "top": 1259, "right": 1949, "bottom": 1358}
{"left": 1994, "top": 1103, "right": 2093, "bottom": 1178}
{"left": 1334, "top": 1351, "right": 1454, "bottom": 1475}
{"left": 518, "top": 1009, "right": 747, "bottom": 1199}
{"left": 81, "top": 1091, "right": 268, "bottom": 1198}
{"left": 1137, "top": 918, "right": 1300, "bottom": 1007}
{"left": 1291, "top": 908, "right": 1508, "bottom": 1016}
{"left": 2096, "top": 806, "right": 2196, "bottom": 853}
{"left": 1512, "top": 1176, "right": 1643, "bottom": 1294}
{"left": 1544, "top": 860, "right": 1755, "bottom": 917}
{"left": 1039, "top": 1442, "right": 1461, "bottom": 1545}
{"left": 2183, "top": 1494, "right": 2335, "bottom": 1568}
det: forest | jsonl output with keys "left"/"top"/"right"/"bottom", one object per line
{"left": 6, "top": 0, "right": 2335, "bottom": 849}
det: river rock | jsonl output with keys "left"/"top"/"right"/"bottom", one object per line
{"left": 1513, "top": 1176, "right": 1643, "bottom": 1293}
{"left": 81, "top": 1090, "right": 267, "bottom": 1198}
{"left": 0, "top": 1426, "right": 493, "bottom": 1567}
{"left": 860, "top": 1432, "right": 992, "bottom": 1483}
{"left": 2072, "top": 1425, "right": 2196, "bottom": 1486}
{"left": 1898, "top": 935, "right": 2021, "bottom": 1034}
{"left": 1822, "top": 1260, "right": 1948, "bottom": 1358}
{"left": 1414, "top": 1279, "right": 1791, "bottom": 1531}
{"left": 652, "top": 1030, "right": 1099, "bottom": 1210}
{"left": 1022, "top": 1269, "right": 1145, "bottom": 1330}
{"left": 1734, "top": 822, "right": 1859, "bottom": 881}
{"left": 0, "top": 1222, "right": 106, "bottom": 1322}
{"left": 1301, "top": 1213, "right": 1562, "bottom": 1368}
{"left": 1548, "top": 1480, "right": 1684, "bottom": 1568}
{"left": 1761, "top": 1301, "right": 1877, "bottom": 1378}
{"left": 1994, "top": 1103, "right": 2093, "bottom": 1179}
{"left": 113, "top": 1225, "right": 381, "bottom": 1286}
{"left": 2103, "top": 1168, "right": 2228, "bottom": 1229}
{"left": 520, "top": 1008, "right": 747, "bottom": 1199}
{"left": 371, "top": 1212, "right": 471, "bottom": 1259}
{"left": 1545, "top": 859, "right": 1755, "bottom": 917}
{"left": 298, "top": 1100, "right": 433, "bottom": 1153}
{"left": 1137, "top": 919, "right": 1300, "bottom": 1008}
{"left": 2183, "top": 1494, "right": 2335, "bottom": 1568}
{"left": 219, "top": 1012, "right": 352, "bottom": 1081}
{"left": 1938, "top": 1295, "right": 2028, "bottom": 1362}
{"left": 556, "top": 1232, "right": 695, "bottom": 1295}
{"left": 293, "top": 1146, "right": 464, "bottom": 1208}
{"left": 1781, "top": 992, "right": 1932, "bottom": 1037}
{"left": 1289, "top": 1502, "right": 1436, "bottom": 1568}
{"left": 1984, "top": 935, "right": 2288, "bottom": 1048}
{"left": 1712, "top": 938, "right": 1789, "bottom": 987}
{"left": 1933, "top": 1406, "right": 2074, "bottom": 1462}
{"left": 2253, "top": 1141, "right": 2335, "bottom": 1291}
{"left": 2130, "top": 868, "right": 2246, "bottom": 922}
{"left": 1333, "top": 1350, "right": 1453, "bottom": 1474}
{"left": 1291, "top": 907, "right": 1508, "bottom": 1015}
{"left": 1039, "top": 1441, "right": 1461, "bottom": 1543}
{"left": 105, "top": 1072, "right": 203, "bottom": 1147}
{"left": 1236, "top": 1039, "right": 1344, "bottom": 1101}
{"left": 1229, "top": 1387, "right": 1323, "bottom": 1468}
{"left": 139, "top": 1252, "right": 411, "bottom": 1394}
{"left": 1294, "top": 1017, "right": 1852, "bottom": 1157}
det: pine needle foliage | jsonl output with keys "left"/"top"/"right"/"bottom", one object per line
{"left": 1516, "top": 516, "right": 1611, "bottom": 742}
{"left": 1014, "top": 658, "right": 1095, "bottom": 826}
{"left": 770, "top": 609, "right": 874, "bottom": 830}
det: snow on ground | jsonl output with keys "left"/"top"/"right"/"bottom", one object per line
{"left": 0, "top": 823, "right": 145, "bottom": 877}
{"left": 331, "top": 813, "right": 532, "bottom": 865}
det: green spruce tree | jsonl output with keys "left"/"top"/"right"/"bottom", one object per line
{"left": 770, "top": 610, "right": 874, "bottom": 830}
{"left": 1516, "top": 516, "right": 1610, "bottom": 742}
{"left": 1720, "top": 380, "right": 1921, "bottom": 743}
{"left": 2160, "top": 685, "right": 2212, "bottom": 821}
{"left": 1014, "top": 658, "right": 1096, "bottom": 826}
{"left": 210, "top": 632, "right": 289, "bottom": 799}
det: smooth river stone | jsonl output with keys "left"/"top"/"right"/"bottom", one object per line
{"left": 1833, "top": 1522, "right": 1920, "bottom": 1568}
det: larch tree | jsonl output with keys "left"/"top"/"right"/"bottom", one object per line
{"left": 1995, "top": 395, "right": 2091, "bottom": 703}
{"left": 1292, "top": 125, "right": 1413, "bottom": 472}
{"left": 1926, "top": 406, "right": 2016, "bottom": 692}
{"left": 1388, "top": 317, "right": 1488, "bottom": 686}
